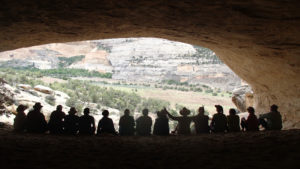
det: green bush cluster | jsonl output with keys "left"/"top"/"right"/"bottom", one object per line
{"left": 58, "top": 55, "right": 85, "bottom": 67}
{"left": 0, "top": 68, "right": 112, "bottom": 79}
{"left": 50, "top": 80, "right": 172, "bottom": 114}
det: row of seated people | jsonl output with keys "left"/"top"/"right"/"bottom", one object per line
{"left": 13, "top": 102, "right": 282, "bottom": 135}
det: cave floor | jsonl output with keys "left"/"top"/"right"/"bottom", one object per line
{"left": 0, "top": 128, "right": 299, "bottom": 169}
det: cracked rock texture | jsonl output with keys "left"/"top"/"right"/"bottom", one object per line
{"left": 0, "top": 0, "right": 299, "bottom": 128}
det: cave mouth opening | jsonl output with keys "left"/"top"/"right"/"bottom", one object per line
{"left": 0, "top": 37, "right": 243, "bottom": 131}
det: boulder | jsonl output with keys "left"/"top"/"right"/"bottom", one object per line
{"left": 34, "top": 85, "right": 53, "bottom": 94}
{"left": 18, "top": 84, "right": 32, "bottom": 90}
{"left": 232, "top": 85, "right": 253, "bottom": 112}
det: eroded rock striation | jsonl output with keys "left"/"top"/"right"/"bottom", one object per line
{"left": 0, "top": 0, "right": 299, "bottom": 128}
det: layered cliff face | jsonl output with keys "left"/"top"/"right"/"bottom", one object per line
{"left": 0, "top": 0, "right": 299, "bottom": 128}
{"left": 0, "top": 38, "right": 241, "bottom": 91}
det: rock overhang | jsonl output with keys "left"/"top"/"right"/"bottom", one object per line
{"left": 0, "top": 0, "right": 299, "bottom": 128}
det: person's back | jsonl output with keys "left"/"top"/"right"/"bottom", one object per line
{"left": 97, "top": 110, "right": 117, "bottom": 135}
{"left": 136, "top": 109, "right": 152, "bottom": 136}
{"left": 176, "top": 116, "right": 193, "bottom": 134}
{"left": 14, "top": 105, "right": 28, "bottom": 132}
{"left": 153, "top": 111, "right": 169, "bottom": 136}
{"left": 166, "top": 107, "right": 193, "bottom": 135}
{"left": 227, "top": 109, "right": 240, "bottom": 132}
{"left": 26, "top": 103, "right": 47, "bottom": 133}
{"left": 48, "top": 105, "right": 66, "bottom": 134}
{"left": 119, "top": 109, "right": 135, "bottom": 136}
{"left": 260, "top": 105, "right": 282, "bottom": 130}
{"left": 78, "top": 108, "right": 95, "bottom": 135}
{"left": 193, "top": 107, "right": 209, "bottom": 134}
{"left": 242, "top": 107, "right": 259, "bottom": 131}
{"left": 211, "top": 113, "right": 227, "bottom": 132}
{"left": 211, "top": 105, "right": 227, "bottom": 133}
{"left": 246, "top": 114, "right": 259, "bottom": 131}
{"left": 64, "top": 107, "right": 79, "bottom": 135}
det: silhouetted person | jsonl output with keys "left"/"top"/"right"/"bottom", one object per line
{"left": 166, "top": 107, "right": 193, "bottom": 135}
{"left": 210, "top": 105, "right": 227, "bottom": 133}
{"left": 259, "top": 104, "right": 282, "bottom": 130}
{"left": 119, "top": 109, "right": 135, "bottom": 136}
{"left": 13, "top": 105, "right": 28, "bottom": 132}
{"left": 136, "top": 109, "right": 152, "bottom": 136}
{"left": 64, "top": 107, "right": 80, "bottom": 135}
{"left": 193, "top": 106, "right": 210, "bottom": 134}
{"left": 97, "top": 110, "right": 117, "bottom": 135}
{"left": 26, "top": 103, "right": 47, "bottom": 133}
{"left": 79, "top": 108, "right": 95, "bottom": 135}
{"left": 241, "top": 107, "right": 259, "bottom": 131}
{"left": 48, "top": 105, "right": 66, "bottom": 134}
{"left": 227, "top": 108, "right": 240, "bottom": 132}
{"left": 153, "top": 110, "right": 169, "bottom": 136}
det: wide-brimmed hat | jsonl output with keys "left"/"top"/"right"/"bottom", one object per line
{"left": 33, "top": 102, "right": 43, "bottom": 109}
{"left": 215, "top": 105, "right": 223, "bottom": 112}
{"left": 179, "top": 107, "right": 191, "bottom": 116}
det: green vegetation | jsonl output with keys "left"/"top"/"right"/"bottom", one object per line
{"left": 0, "top": 68, "right": 173, "bottom": 113}
{"left": 192, "top": 46, "right": 223, "bottom": 64}
{"left": 58, "top": 55, "right": 85, "bottom": 67}
{"left": 162, "top": 80, "right": 188, "bottom": 86}
{"left": 0, "top": 67, "right": 112, "bottom": 80}
{"left": 37, "top": 68, "right": 112, "bottom": 79}
{"left": 0, "top": 68, "right": 232, "bottom": 117}
{"left": 50, "top": 80, "right": 172, "bottom": 114}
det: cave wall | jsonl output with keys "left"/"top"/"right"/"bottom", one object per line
{"left": 0, "top": 0, "right": 299, "bottom": 128}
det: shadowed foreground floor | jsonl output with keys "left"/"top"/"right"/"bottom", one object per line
{"left": 0, "top": 128, "right": 299, "bottom": 169}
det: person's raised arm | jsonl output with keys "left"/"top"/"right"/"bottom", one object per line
{"left": 163, "top": 108, "right": 178, "bottom": 120}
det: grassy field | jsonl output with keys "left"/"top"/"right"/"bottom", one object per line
{"left": 92, "top": 82, "right": 235, "bottom": 115}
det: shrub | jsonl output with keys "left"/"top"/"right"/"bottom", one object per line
{"left": 205, "top": 89, "right": 213, "bottom": 93}
{"left": 28, "top": 90, "right": 39, "bottom": 97}
{"left": 45, "top": 95, "right": 56, "bottom": 106}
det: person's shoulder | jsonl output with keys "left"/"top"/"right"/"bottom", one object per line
{"left": 27, "top": 110, "right": 34, "bottom": 114}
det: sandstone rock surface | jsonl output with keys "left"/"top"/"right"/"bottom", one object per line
{"left": 232, "top": 85, "right": 254, "bottom": 112}
{"left": 0, "top": 0, "right": 299, "bottom": 128}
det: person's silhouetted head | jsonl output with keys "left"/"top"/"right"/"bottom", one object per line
{"left": 198, "top": 106, "right": 205, "bottom": 115}
{"left": 271, "top": 104, "right": 278, "bottom": 112}
{"left": 156, "top": 111, "right": 162, "bottom": 118}
{"left": 84, "top": 108, "right": 90, "bottom": 115}
{"left": 102, "top": 110, "right": 109, "bottom": 117}
{"left": 33, "top": 102, "right": 43, "bottom": 111}
{"left": 247, "top": 107, "right": 255, "bottom": 114}
{"left": 142, "top": 109, "right": 149, "bottom": 116}
{"left": 124, "top": 109, "right": 130, "bottom": 116}
{"left": 229, "top": 108, "right": 236, "bottom": 116}
{"left": 179, "top": 107, "right": 190, "bottom": 116}
{"left": 69, "top": 107, "right": 77, "bottom": 115}
{"left": 215, "top": 105, "right": 223, "bottom": 114}
{"left": 56, "top": 105, "right": 63, "bottom": 111}
{"left": 17, "top": 105, "right": 28, "bottom": 113}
